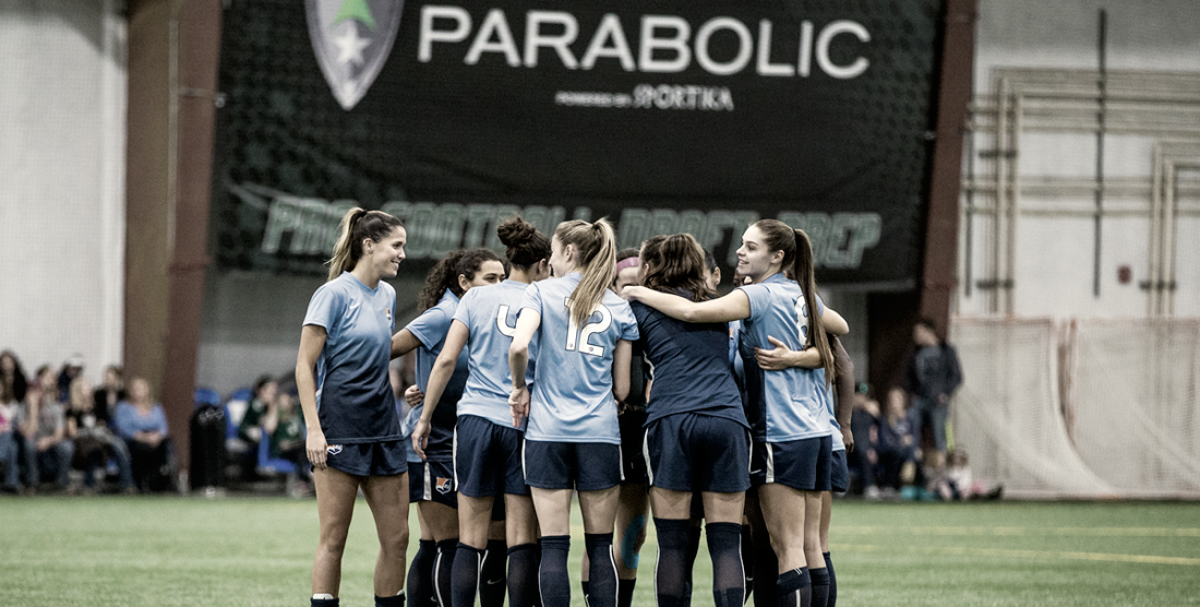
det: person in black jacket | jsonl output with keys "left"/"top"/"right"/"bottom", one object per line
{"left": 903, "top": 318, "right": 962, "bottom": 473}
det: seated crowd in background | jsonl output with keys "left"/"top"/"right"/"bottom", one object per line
{"left": 1, "top": 349, "right": 176, "bottom": 495}
{"left": 847, "top": 384, "right": 1001, "bottom": 501}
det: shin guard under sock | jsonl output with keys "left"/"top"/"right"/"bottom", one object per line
{"left": 408, "top": 539, "right": 437, "bottom": 607}
{"left": 776, "top": 568, "right": 811, "bottom": 607}
{"left": 809, "top": 568, "right": 829, "bottom": 607}
{"left": 584, "top": 533, "right": 617, "bottom": 607}
{"left": 451, "top": 543, "right": 484, "bottom": 607}
{"left": 706, "top": 522, "right": 747, "bottom": 607}
{"left": 823, "top": 553, "right": 836, "bottom": 607}
{"left": 434, "top": 539, "right": 458, "bottom": 607}
{"left": 539, "top": 535, "right": 571, "bottom": 607}
{"left": 478, "top": 539, "right": 507, "bottom": 607}
{"left": 507, "top": 543, "right": 538, "bottom": 607}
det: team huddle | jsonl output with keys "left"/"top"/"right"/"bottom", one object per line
{"left": 295, "top": 209, "right": 855, "bottom": 607}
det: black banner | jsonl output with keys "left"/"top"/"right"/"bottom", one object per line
{"left": 213, "top": 0, "right": 942, "bottom": 287}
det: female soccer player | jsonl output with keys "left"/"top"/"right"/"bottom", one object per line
{"left": 392, "top": 248, "right": 506, "bottom": 607}
{"left": 296, "top": 208, "right": 408, "bottom": 607}
{"left": 508, "top": 218, "right": 639, "bottom": 607}
{"left": 756, "top": 334, "right": 857, "bottom": 607}
{"left": 413, "top": 217, "right": 552, "bottom": 607}
{"left": 632, "top": 233, "right": 752, "bottom": 607}
{"left": 622, "top": 219, "right": 848, "bottom": 607}
{"left": 580, "top": 249, "right": 651, "bottom": 607}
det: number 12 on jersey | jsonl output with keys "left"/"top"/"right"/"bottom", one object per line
{"left": 564, "top": 297, "right": 612, "bottom": 357}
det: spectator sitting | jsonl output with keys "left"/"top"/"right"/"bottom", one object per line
{"left": 1, "top": 350, "right": 29, "bottom": 406}
{"left": 933, "top": 449, "right": 1003, "bottom": 501}
{"left": 263, "top": 389, "right": 309, "bottom": 497}
{"left": 93, "top": 364, "right": 126, "bottom": 426}
{"left": 56, "top": 354, "right": 85, "bottom": 404}
{"left": 876, "top": 387, "right": 919, "bottom": 497}
{"left": 66, "top": 377, "right": 135, "bottom": 494}
{"left": 1, "top": 376, "right": 23, "bottom": 493}
{"left": 236, "top": 375, "right": 277, "bottom": 481}
{"left": 849, "top": 386, "right": 882, "bottom": 498}
{"left": 113, "top": 377, "right": 173, "bottom": 493}
{"left": 29, "top": 365, "right": 75, "bottom": 493}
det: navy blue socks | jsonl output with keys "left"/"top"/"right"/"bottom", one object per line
{"left": 507, "top": 543, "right": 538, "bottom": 607}
{"left": 809, "top": 567, "right": 829, "bottom": 607}
{"left": 376, "top": 592, "right": 407, "bottom": 607}
{"left": 408, "top": 539, "right": 436, "bottom": 607}
{"left": 777, "top": 568, "right": 811, "bottom": 607}
{"left": 706, "top": 522, "right": 747, "bottom": 607}
{"left": 539, "top": 535, "right": 571, "bottom": 607}
{"left": 822, "top": 552, "right": 836, "bottom": 607}
{"left": 435, "top": 540, "right": 458, "bottom": 607}
{"left": 584, "top": 533, "right": 618, "bottom": 607}
{"left": 451, "top": 543, "right": 484, "bottom": 607}
{"left": 478, "top": 539, "right": 507, "bottom": 607}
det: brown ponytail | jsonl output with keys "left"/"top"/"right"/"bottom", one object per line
{"left": 754, "top": 219, "right": 835, "bottom": 384}
{"left": 554, "top": 218, "right": 617, "bottom": 327}
{"left": 327, "top": 207, "right": 403, "bottom": 282}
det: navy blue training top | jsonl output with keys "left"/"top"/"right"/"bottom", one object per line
{"left": 631, "top": 293, "right": 748, "bottom": 429}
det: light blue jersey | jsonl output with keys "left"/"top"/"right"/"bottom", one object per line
{"left": 404, "top": 290, "right": 469, "bottom": 462}
{"left": 821, "top": 370, "right": 845, "bottom": 452}
{"left": 302, "top": 272, "right": 400, "bottom": 443}
{"left": 521, "top": 273, "right": 639, "bottom": 444}
{"left": 453, "top": 279, "right": 538, "bottom": 429}
{"left": 737, "top": 273, "right": 833, "bottom": 443}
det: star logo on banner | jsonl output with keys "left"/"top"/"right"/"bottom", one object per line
{"left": 331, "top": 25, "right": 370, "bottom": 67}
{"left": 307, "top": 0, "right": 403, "bottom": 110}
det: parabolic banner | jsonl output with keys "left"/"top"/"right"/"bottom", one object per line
{"left": 212, "top": 0, "right": 942, "bottom": 287}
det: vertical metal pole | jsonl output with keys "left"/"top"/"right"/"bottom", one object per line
{"left": 964, "top": 120, "right": 976, "bottom": 298}
{"left": 1093, "top": 9, "right": 1107, "bottom": 298}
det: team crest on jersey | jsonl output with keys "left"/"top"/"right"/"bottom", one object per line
{"left": 306, "top": 0, "right": 403, "bottom": 110}
{"left": 385, "top": 307, "right": 392, "bottom": 322}
{"left": 327, "top": 445, "right": 344, "bottom": 456}
{"left": 435, "top": 477, "right": 453, "bottom": 494}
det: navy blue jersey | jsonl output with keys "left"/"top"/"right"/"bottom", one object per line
{"left": 631, "top": 296, "right": 747, "bottom": 429}
{"left": 302, "top": 272, "right": 401, "bottom": 444}
{"left": 405, "top": 290, "right": 469, "bottom": 461}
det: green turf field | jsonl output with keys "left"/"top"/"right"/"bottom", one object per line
{"left": 2, "top": 496, "right": 1198, "bottom": 606}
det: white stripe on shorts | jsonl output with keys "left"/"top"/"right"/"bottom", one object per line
{"left": 642, "top": 430, "right": 654, "bottom": 486}
{"left": 423, "top": 462, "right": 433, "bottom": 501}
{"left": 452, "top": 427, "right": 459, "bottom": 487}
{"left": 765, "top": 444, "right": 776, "bottom": 484}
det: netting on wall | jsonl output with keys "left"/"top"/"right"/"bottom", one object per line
{"left": 952, "top": 317, "right": 1200, "bottom": 499}
{"left": 951, "top": 319, "right": 1115, "bottom": 498}
{"left": 1066, "top": 320, "right": 1200, "bottom": 497}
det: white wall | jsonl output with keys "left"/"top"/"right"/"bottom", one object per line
{"left": 0, "top": 0, "right": 126, "bottom": 382}
{"left": 958, "top": 0, "right": 1200, "bottom": 320}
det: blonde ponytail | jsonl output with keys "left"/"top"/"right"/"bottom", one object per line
{"left": 554, "top": 218, "right": 617, "bottom": 327}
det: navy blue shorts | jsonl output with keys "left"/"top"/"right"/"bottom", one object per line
{"left": 324, "top": 440, "right": 407, "bottom": 477}
{"left": 831, "top": 449, "right": 849, "bottom": 493}
{"left": 750, "top": 435, "right": 832, "bottom": 492}
{"left": 523, "top": 440, "right": 621, "bottom": 491}
{"left": 454, "top": 415, "right": 530, "bottom": 498}
{"left": 645, "top": 413, "right": 751, "bottom": 493}
{"left": 409, "top": 460, "right": 458, "bottom": 508}
{"left": 619, "top": 409, "right": 649, "bottom": 485}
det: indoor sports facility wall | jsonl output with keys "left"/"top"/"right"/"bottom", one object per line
{"left": 0, "top": 0, "right": 126, "bottom": 376}
{"left": 952, "top": 318, "right": 1200, "bottom": 499}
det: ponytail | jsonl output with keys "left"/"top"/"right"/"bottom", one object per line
{"left": 754, "top": 219, "right": 835, "bottom": 384}
{"left": 793, "top": 228, "right": 835, "bottom": 385}
{"left": 554, "top": 218, "right": 617, "bottom": 327}
{"left": 327, "top": 207, "right": 404, "bottom": 282}
{"left": 328, "top": 208, "right": 368, "bottom": 281}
